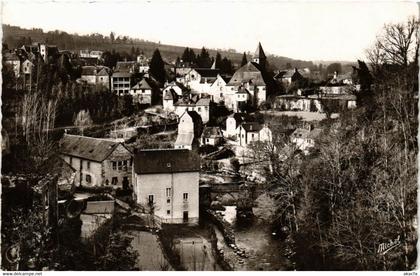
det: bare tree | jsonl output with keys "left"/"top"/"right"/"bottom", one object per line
{"left": 367, "top": 17, "right": 419, "bottom": 69}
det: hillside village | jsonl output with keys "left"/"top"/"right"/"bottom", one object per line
{"left": 1, "top": 15, "right": 418, "bottom": 272}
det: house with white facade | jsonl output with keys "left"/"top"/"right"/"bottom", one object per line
{"left": 201, "top": 126, "right": 223, "bottom": 146}
{"left": 224, "top": 113, "right": 253, "bottom": 138}
{"left": 163, "top": 88, "right": 179, "bottom": 113}
{"left": 237, "top": 123, "right": 272, "bottom": 147}
{"left": 209, "top": 74, "right": 231, "bottom": 104}
{"left": 174, "top": 97, "right": 212, "bottom": 124}
{"left": 182, "top": 68, "right": 220, "bottom": 94}
{"left": 111, "top": 72, "right": 132, "bottom": 96}
{"left": 130, "top": 78, "right": 157, "bottom": 105}
{"left": 133, "top": 149, "right": 200, "bottom": 224}
{"left": 59, "top": 134, "right": 132, "bottom": 189}
{"left": 174, "top": 111, "right": 203, "bottom": 150}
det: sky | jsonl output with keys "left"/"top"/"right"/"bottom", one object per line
{"left": 1, "top": 0, "right": 418, "bottom": 62}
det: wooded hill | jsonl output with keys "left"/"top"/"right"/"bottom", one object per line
{"left": 3, "top": 24, "right": 314, "bottom": 70}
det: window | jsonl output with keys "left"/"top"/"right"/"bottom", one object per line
{"left": 105, "top": 179, "right": 109, "bottom": 186}
{"left": 112, "top": 177, "right": 118, "bottom": 185}
{"left": 252, "top": 133, "right": 255, "bottom": 138}
{"left": 206, "top": 138, "right": 209, "bottom": 142}
{"left": 167, "top": 198, "right": 171, "bottom": 204}
{"left": 183, "top": 193, "right": 188, "bottom": 201}
{"left": 220, "top": 93, "right": 223, "bottom": 97}
{"left": 87, "top": 161, "right": 90, "bottom": 170}
{"left": 167, "top": 210, "right": 171, "bottom": 215}
{"left": 148, "top": 195, "right": 154, "bottom": 204}
{"left": 166, "top": 188, "right": 172, "bottom": 197}
{"left": 123, "top": 160, "right": 127, "bottom": 171}
{"left": 118, "top": 161, "right": 122, "bottom": 170}
{"left": 112, "top": 161, "right": 117, "bottom": 170}
{"left": 197, "top": 107, "right": 201, "bottom": 112}
{"left": 86, "top": 174, "right": 92, "bottom": 183}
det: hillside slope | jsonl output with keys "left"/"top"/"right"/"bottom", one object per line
{"left": 3, "top": 24, "right": 314, "bottom": 69}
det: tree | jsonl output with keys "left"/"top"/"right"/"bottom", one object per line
{"left": 215, "top": 52, "right": 222, "bottom": 69}
{"left": 149, "top": 49, "right": 166, "bottom": 85}
{"left": 74, "top": 109, "right": 93, "bottom": 136}
{"left": 373, "top": 17, "right": 418, "bottom": 68}
{"left": 94, "top": 233, "right": 138, "bottom": 271}
{"left": 110, "top": 32, "right": 115, "bottom": 43}
{"left": 196, "top": 47, "right": 212, "bottom": 68}
{"left": 326, "top": 63, "right": 342, "bottom": 75}
{"left": 241, "top": 52, "right": 248, "bottom": 67}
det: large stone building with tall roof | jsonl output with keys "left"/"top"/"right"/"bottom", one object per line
{"left": 59, "top": 134, "right": 132, "bottom": 189}
{"left": 225, "top": 42, "right": 271, "bottom": 110}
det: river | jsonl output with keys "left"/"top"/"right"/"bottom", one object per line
{"left": 216, "top": 205, "right": 292, "bottom": 270}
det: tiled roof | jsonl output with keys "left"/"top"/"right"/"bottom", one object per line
{"left": 132, "top": 78, "right": 152, "bottom": 90}
{"left": 112, "top": 71, "right": 132, "bottom": 78}
{"left": 227, "top": 62, "right": 266, "bottom": 86}
{"left": 193, "top": 68, "right": 220, "bottom": 78}
{"left": 81, "top": 66, "right": 97, "bottom": 76}
{"left": 59, "top": 134, "right": 126, "bottom": 162}
{"left": 174, "top": 133, "right": 194, "bottom": 147}
{"left": 163, "top": 88, "right": 178, "bottom": 100}
{"left": 202, "top": 127, "right": 222, "bottom": 138}
{"left": 240, "top": 122, "right": 263, "bottom": 133}
{"left": 115, "top": 61, "right": 136, "bottom": 72}
{"left": 134, "top": 149, "right": 200, "bottom": 174}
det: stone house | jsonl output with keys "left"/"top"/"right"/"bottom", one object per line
{"left": 59, "top": 134, "right": 132, "bottom": 189}
{"left": 133, "top": 149, "right": 200, "bottom": 224}
{"left": 226, "top": 62, "right": 267, "bottom": 108}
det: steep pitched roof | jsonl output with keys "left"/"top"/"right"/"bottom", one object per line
{"left": 97, "top": 66, "right": 111, "bottom": 76}
{"left": 240, "top": 122, "right": 263, "bottom": 133}
{"left": 115, "top": 61, "right": 136, "bottom": 72}
{"left": 227, "top": 62, "right": 266, "bottom": 86}
{"left": 112, "top": 71, "right": 132, "bottom": 78}
{"left": 174, "top": 133, "right": 194, "bottom": 147}
{"left": 193, "top": 68, "right": 220, "bottom": 78}
{"left": 59, "top": 134, "right": 127, "bottom": 162}
{"left": 163, "top": 88, "right": 179, "bottom": 100}
{"left": 132, "top": 78, "right": 152, "bottom": 90}
{"left": 229, "top": 112, "right": 253, "bottom": 124}
{"left": 134, "top": 149, "right": 200, "bottom": 174}
{"left": 253, "top": 42, "right": 266, "bottom": 60}
{"left": 81, "top": 66, "right": 97, "bottom": 76}
{"left": 202, "top": 127, "right": 222, "bottom": 138}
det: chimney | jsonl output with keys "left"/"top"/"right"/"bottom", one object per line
{"left": 294, "top": 68, "right": 298, "bottom": 73}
